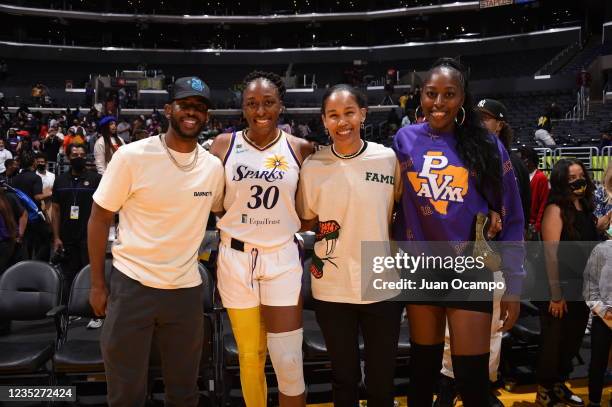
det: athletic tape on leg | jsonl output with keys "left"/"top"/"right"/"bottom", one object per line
{"left": 267, "top": 328, "right": 305, "bottom": 397}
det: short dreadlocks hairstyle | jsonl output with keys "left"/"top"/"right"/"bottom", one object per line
{"left": 242, "top": 71, "right": 286, "bottom": 100}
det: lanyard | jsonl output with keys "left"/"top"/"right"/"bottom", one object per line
{"left": 71, "top": 177, "right": 81, "bottom": 206}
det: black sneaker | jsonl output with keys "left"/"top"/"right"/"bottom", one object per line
{"left": 553, "top": 382, "right": 585, "bottom": 407}
{"left": 535, "top": 386, "right": 565, "bottom": 407}
{"left": 433, "top": 375, "right": 457, "bottom": 407}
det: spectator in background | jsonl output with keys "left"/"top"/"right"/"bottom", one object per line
{"left": 118, "top": 87, "right": 127, "bottom": 109}
{"left": 116, "top": 121, "right": 131, "bottom": 144}
{"left": 582, "top": 239, "right": 612, "bottom": 407}
{"left": 11, "top": 154, "right": 42, "bottom": 203}
{"left": 1, "top": 180, "right": 27, "bottom": 261}
{"left": 518, "top": 146, "right": 550, "bottom": 239}
{"left": 0, "top": 139, "right": 13, "bottom": 177}
{"left": 41, "top": 126, "right": 62, "bottom": 163}
{"left": 6, "top": 129, "right": 20, "bottom": 154}
{"left": 131, "top": 129, "right": 149, "bottom": 143}
{"left": 86, "top": 122, "right": 98, "bottom": 153}
{"left": 84, "top": 82, "right": 94, "bottom": 107}
{"left": 413, "top": 84, "right": 421, "bottom": 102}
{"left": 594, "top": 161, "right": 612, "bottom": 234}
{"left": 477, "top": 99, "right": 530, "bottom": 231}
{"left": 0, "top": 185, "right": 19, "bottom": 273}
{"left": 94, "top": 116, "right": 124, "bottom": 175}
{"left": 277, "top": 116, "right": 293, "bottom": 134}
{"left": 69, "top": 118, "right": 85, "bottom": 135}
{"left": 405, "top": 89, "right": 419, "bottom": 120}
{"left": 62, "top": 128, "right": 86, "bottom": 153}
{"left": 31, "top": 83, "right": 46, "bottom": 107}
{"left": 599, "top": 120, "right": 612, "bottom": 149}
{"left": 535, "top": 113, "right": 556, "bottom": 147}
{"left": 2, "top": 159, "right": 18, "bottom": 184}
{"left": 399, "top": 90, "right": 409, "bottom": 110}
{"left": 11, "top": 153, "right": 50, "bottom": 261}
{"left": 131, "top": 116, "right": 145, "bottom": 140}
{"left": 296, "top": 122, "right": 311, "bottom": 139}
{"left": 386, "top": 107, "right": 401, "bottom": 134}
{"left": 15, "top": 130, "right": 33, "bottom": 155}
{"left": 35, "top": 153, "right": 55, "bottom": 223}
{"left": 576, "top": 67, "right": 591, "bottom": 101}
{"left": 536, "top": 158, "right": 597, "bottom": 407}
{"left": 52, "top": 144, "right": 101, "bottom": 310}
{"left": 401, "top": 112, "right": 411, "bottom": 128}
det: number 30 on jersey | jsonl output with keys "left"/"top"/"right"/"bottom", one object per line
{"left": 247, "top": 185, "right": 280, "bottom": 209}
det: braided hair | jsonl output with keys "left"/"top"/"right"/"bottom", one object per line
{"left": 242, "top": 71, "right": 286, "bottom": 100}
{"left": 424, "top": 57, "right": 503, "bottom": 209}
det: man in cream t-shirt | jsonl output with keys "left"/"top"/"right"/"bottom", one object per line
{"left": 88, "top": 77, "right": 224, "bottom": 407}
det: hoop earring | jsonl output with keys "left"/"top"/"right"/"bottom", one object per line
{"left": 455, "top": 106, "right": 466, "bottom": 127}
{"left": 414, "top": 105, "right": 422, "bottom": 123}
{"left": 361, "top": 121, "right": 365, "bottom": 130}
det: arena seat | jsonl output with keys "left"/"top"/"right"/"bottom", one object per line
{"left": 51, "top": 259, "right": 112, "bottom": 375}
{"left": 0, "top": 261, "right": 62, "bottom": 378}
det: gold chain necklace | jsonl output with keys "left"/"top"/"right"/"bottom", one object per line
{"left": 159, "top": 134, "right": 199, "bottom": 172}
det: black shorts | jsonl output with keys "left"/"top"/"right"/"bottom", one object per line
{"left": 405, "top": 299, "right": 493, "bottom": 314}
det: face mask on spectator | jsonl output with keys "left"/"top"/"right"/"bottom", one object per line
{"left": 569, "top": 178, "right": 587, "bottom": 196}
{"left": 70, "top": 157, "right": 86, "bottom": 172}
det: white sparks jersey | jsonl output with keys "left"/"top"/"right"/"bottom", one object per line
{"left": 217, "top": 130, "right": 301, "bottom": 247}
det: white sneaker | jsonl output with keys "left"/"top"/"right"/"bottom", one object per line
{"left": 86, "top": 318, "right": 103, "bottom": 329}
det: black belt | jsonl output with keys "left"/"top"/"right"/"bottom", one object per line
{"left": 230, "top": 236, "right": 297, "bottom": 252}
{"left": 230, "top": 238, "right": 245, "bottom": 252}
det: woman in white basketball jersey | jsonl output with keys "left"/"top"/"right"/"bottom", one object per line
{"left": 296, "top": 84, "right": 404, "bottom": 406}
{"left": 210, "top": 71, "right": 312, "bottom": 407}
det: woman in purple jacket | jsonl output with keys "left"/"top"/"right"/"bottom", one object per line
{"left": 392, "top": 58, "right": 525, "bottom": 406}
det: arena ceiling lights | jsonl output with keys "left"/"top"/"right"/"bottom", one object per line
{"left": 0, "top": 26, "right": 580, "bottom": 54}
{"left": 0, "top": 1, "right": 478, "bottom": 24}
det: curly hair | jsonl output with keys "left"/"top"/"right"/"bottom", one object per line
{"left": 242, "top": 71, "right": 286, "bottom": 100}
{"left": 424, "top": 57, "right": 503, "bottom": 209}
{"left": 547, "top": 158, "right": 596, "bottom": 239}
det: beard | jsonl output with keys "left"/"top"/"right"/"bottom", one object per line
{"left": 170, "top": 115, "right": 203, "bottom": 139}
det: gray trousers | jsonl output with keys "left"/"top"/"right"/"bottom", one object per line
{"left": 101, "top": 268, "right": 204, "bottom": 407}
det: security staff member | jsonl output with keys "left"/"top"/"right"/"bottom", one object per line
{"left": 52, "top": 143, "right": 101, "bottom": 294}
